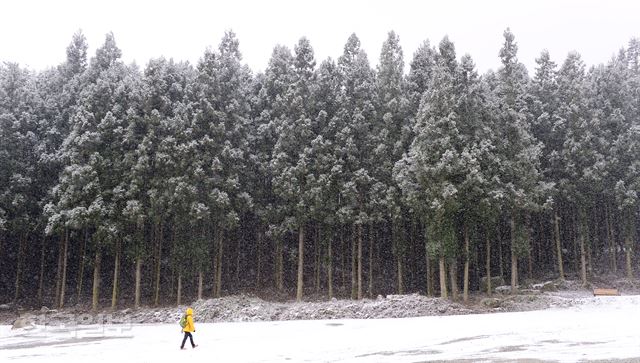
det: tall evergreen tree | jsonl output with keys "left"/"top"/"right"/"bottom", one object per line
{"left": 557, "top": 51, "right": 595, "bottom": 285}
{"left": 46, "top": 33, "right": 139, "bottom": 310}
{"left": 192, "top": 30, "right": 253, "bottom": 298}
{"left": 529, "top": 49, "right": 566, "bottom": 280}
{"left": 255, "top": 44, "right": 295, "bottom": 292}
{"left": 375, "top": 31, "right": 411, "bottom": 295}
{"left": 335, "top": 34, "right": 378, "bottom": 299}
{"left": 0, "top": 62, "right": 40, "bottom": 302}
{"left": 493, "top": 29, "right": 542, "bottom": 291}
{"left": 311, "top": 58, "right": 342, "bottom": 298}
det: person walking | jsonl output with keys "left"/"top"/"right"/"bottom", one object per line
{"left": 180, "top": 307, "right": 197, "bottom": 350}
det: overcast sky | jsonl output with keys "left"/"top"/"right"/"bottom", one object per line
{"left": 1, "top": 0, "right": 639, "bottom": 74}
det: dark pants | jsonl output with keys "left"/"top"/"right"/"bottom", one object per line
{"left": 181, "top": 332, "right": 195, "bottom": 348}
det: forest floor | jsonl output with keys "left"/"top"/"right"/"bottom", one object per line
{"left": 2, "top": 275, "right": 638, "bottom": 327}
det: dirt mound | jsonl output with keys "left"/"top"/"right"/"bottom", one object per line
{"left": 2, "top": 277, "right": 636, "bottom": 326}
{"left": 190, "top": 293, "right": 475, "bottom": 322}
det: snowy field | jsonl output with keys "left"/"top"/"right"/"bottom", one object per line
{"left": 1, "top": 296, "right": 639, "bottom": 363}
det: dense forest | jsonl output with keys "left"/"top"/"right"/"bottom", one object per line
{"left": 0, "top": 28, "right": 638, "bottom": 310}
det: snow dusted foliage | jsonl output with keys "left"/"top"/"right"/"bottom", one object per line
{"left": 556, "top": 51, "right": 603, "bottom": 209}
{"left": 411, "top": 37, "right": 465, "bottom": 215}
{"left": 373, "top": 31, "right": 409, "bottom": 225}
{"left": 0, "top": 63, "right": 40, "bottom": 235}
{"left": 269, "top": 38, "right": 316, "bottom": 230}
{"left": 491, "top": 29, "right": 542, "bottom": 214}
{"left": 0, "top": 28, "right": 638, "bottom": 305}
{"left": 257, "top": 37, "right": 323, "bottom": 288}
{"left": 47, "top": 32, "right": 140, "bottom": 238}
{"left": 191, "top": 30, "right": 252, "bottom": 232}
{"left": 394, "top": 41, "right": 438, "bottom": 216}
{"left": 264, "top": 37, "right": 322, "bottom": 300}
{"left": 399, "top": 37, "right": 495, "bottom": 260}
{"left": 529, "top": 49, "right": 562, "bottom": 199}
{"left": 335, "top": 33, "right": 378, "bottom": 226}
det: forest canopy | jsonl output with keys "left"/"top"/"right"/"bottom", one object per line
{"left": 0, "top": 29, "right": 638, "bottom": 310}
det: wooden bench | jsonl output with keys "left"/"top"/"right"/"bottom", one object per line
{"left": 593, "top": 288, "right": 619, "bottom": 296}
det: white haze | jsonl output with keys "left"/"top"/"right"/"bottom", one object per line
{"left": 1, "top": 0, "right": 639, "bottom": 74}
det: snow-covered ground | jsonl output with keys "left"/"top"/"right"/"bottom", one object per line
{"left": 1, "top": 295, "right": 639, "bottom": 363}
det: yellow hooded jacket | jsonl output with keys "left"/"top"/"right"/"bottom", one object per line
{"left": 182, "top": 307, "right": 195, "bottom": 333}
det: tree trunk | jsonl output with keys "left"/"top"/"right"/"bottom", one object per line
{"left": 14, "top": 233, "right": 25, "bottom": 303}
{"left": 572, "top": 214, "right": 580, "bottom": 276}
{"left": 587, "top": 242, "right": 593, "bottom": 277}
{"left": 350, "top": 225, "right": 357, "bottom": 300}
{"left": 554, "top": 210, "right": 565, "bottom": 280}
{"left": 212, "top": 226, "right": 217, "bottom": 295}
{"left": 426, "top": 256, "right": 433, "bottom": 297}
{"left": 580, "top": 234, "right": 587, "bottom": 286}
{"left": 153, "top": 221, "right": 158, "bottom": 306}
{"left": 92, "top": 250, "right": 101, "bottom": 311}
{"left": 449, "top": 260, "right": 458, "bottom": 301}
{"left": 256, "top": 229, "right": 262, "bottom": 288}
{"left": 60, "top": 229, "right": 69, "bottom": 308}
{"left": 134, "top": 221, "right": 143, "bottom": 309}
{"left": 610, "top": 207, "right": 618, "bottom": 273}
{"left": 395, "top": 223, "right": 404, "bottom": 295}
{"left": 55, "top": 233, "right": 63, "bottom": 307}
{"left": 198, "top": 270, "right": 203, "bottom": 300}
{"left": 340, "top": 228, "right": 345, "bottom": 290}
{"left": 463, "top": 224, "right": 470, "bottom": 303}
{"left": 588, "top": 206, "right": 597, "bottom": 274}
{"left": 177, "top": 272, "right": 182, "bottom": 306}
{"left": 275, "top": 237, "right": 283, "bottom": 291}
{"left": 357, "top": 223, "right": 363, "bottom": 300}
{"left": 313, "top": 228, "right": 320, "bottom": 293}
{"left": 214, "top": 229, "right": 220, "bottom": 298}
{"left": 498, "top": 227, "right": 504, "bottom": 279}
{"left": 623, "top": 211, "right": 633, "bottom": 279}
{"left": 537, "top": 216, "right": 544, "bottom": 271}
{"left": 605, "top": 204, "right": 616, "bottom": 273}
{"left": 473, "top": 230, "right": 479, "bottom": 292}
{"left": 111, "top": 239, "right": 120, "bottom": 309}
{"left": 369, "top": 224, "right": 374, "bottom": 298}
{"left": 397, "top": 253, "right": 404, "bottom": 295}
{"left": 410, "top": 221, "right": 417, "bottom": 292}
{"left": 486, "top": 230, "right": 492, "bottom": 296}
{"left": 625, "top": 235, "right": 633, "bottom": 279}
{"left": 215, "top": 229, "right": 223, "bottom": 298}
{"left": 170, "top": 225, "right": 176, "bottom": 300}
{"left": 235, "top": 230, "right": 241, "bottom": 285}
{"left": 510, "top": 218, "right": 518, "bottom": 293}
{"left": 527, "top": 216, "right": 533, "bottom": 280}
{"left": 425, "top": 224, "right": 433, "bottom": 297}
{"left": 328, "top": 234, "right": 333, "bottom": 299}
{"left": 76, "top": 228, "right": 88, "bottom": 304}
{"left": 439, "top": 255, "right": 447, "bottom": 298}
{"left": 154, "top": 221, "right": 163, "bottom": 306}
{"left": 296, "top": 224, "right": 305, "bottom": 302}
{"left": 38, "top": 233, "right": 46, "bottom": 304}
{"left": 135, "top": 256, "right": 142, "bottom": 309}
{"left": 579, "top": 212, "right": 587, "bottom": 286}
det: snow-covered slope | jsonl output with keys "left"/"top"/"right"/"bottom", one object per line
{"left": 1, "top": 295, "right": 639, "bottom": 362}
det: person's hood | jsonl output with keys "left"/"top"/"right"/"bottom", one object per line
{"left": 186, "top": 307, "right": 193, "bottom": 316}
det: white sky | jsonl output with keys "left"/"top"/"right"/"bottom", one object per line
{"left": 1, "top": 0, "right": 639, "bottom": 74}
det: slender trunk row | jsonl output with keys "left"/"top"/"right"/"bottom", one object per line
{"left": 6, "top": 203, "right": 637, "bottom": 309}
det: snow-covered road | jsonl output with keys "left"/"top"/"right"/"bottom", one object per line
{"left": 1, "top": 295, "right": 639, "bottom": 362}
